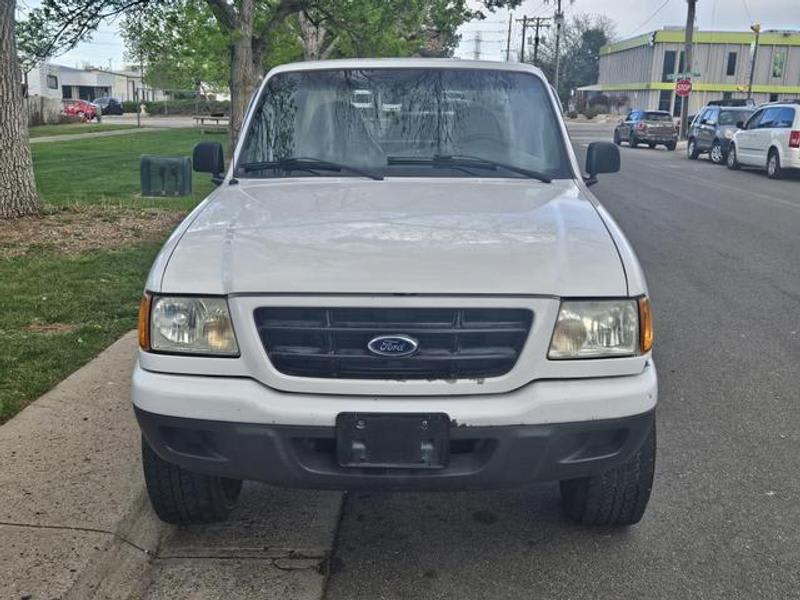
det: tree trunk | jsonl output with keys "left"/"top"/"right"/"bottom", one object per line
{"left": 298, "top": 11, "right": 327, "bottom": 60}
{"left": 228, "top": 0, "right": 258, "bottom": 146}
{"left": 0, "top": 0, "right": 40, "bottom": 219}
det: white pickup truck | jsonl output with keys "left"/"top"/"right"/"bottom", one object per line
{"left": 133, "top": 58, "right": 657, "bottom": 528}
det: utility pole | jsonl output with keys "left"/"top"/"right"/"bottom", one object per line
{"left": 473, "top": 31, "right": 482, "bottom": 60}
{"left": 679, "top": 0, "right": 697, "bottom": 140}
{"left": 517, "top": 16, "right": 550, "bottom": 64}
{"left": 747, "top": 23, "right": 761, "bottom": 100}
{"left": 532, "top": 17, "right": 551, "bottom": 66}
{"left": 505, "top": 13, "right": 513, "bottom": 61}
{"left": 553, "top": 0, "right": 565, "bottom": 93}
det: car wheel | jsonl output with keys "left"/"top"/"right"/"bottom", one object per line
{"left": 767, "top": 149, "right": 783, "bottom": 179}
{"left": 687, "top": 138, "right": 699, "bottom": 159}
{"left": 560, "top": 421, "right": 656, "bottom": 527}
{"left": 613, "top": 131, "right": 621, "bottom": 146}
{"left": 710, "top": 141, "right": 724, "bottom": 165}
{"left": 630, "top": 135, "right": 639, "bottom": 148}
{"left": 665, "top": 142, "right": 676, "bottom": 151}
{"left": 142, "top": 436, "right": 242, "bottom": 524}
{"left": 648, "top": 143, "right": 656, "bottom": 149}
{"left": 727, "top": 144, "right": 740, "bottom": 170}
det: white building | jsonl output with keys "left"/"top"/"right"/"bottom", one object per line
{"left": 25, "top": 62, "right": 167, "bottom": 102}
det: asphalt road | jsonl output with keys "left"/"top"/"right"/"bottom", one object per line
{"left": 324, "top": 122, "right": 800, "bottom": 599}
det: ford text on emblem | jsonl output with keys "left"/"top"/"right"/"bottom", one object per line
{"left": 367, "top": 335, "right": 419, "bottom": 357}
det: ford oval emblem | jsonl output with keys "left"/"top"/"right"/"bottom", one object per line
{"left": 367, "top": 335, "right": 419, "bottom": 357}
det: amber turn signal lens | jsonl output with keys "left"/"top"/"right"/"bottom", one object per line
{"left": 638, "top": 296, "right": 653, "bottom": 354}
{"left": 138, "top": 293, "right": 151, "bottom": 350}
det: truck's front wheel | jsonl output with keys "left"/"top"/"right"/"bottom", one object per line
{"left": 559, "top": 422, "right": 655, "bottom": 526}
{"left": 142, "top": 437, "right": 242, "bottom": 524}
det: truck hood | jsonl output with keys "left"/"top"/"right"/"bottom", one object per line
{"left": 159, "top": 178, "right": 627, "bottom": 296}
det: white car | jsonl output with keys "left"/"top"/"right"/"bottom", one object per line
{"left": 133, "top": 59, "right": 657, "bottom": 528}
{"left": 728, "top": 101, "right": 800, "bottom": 178}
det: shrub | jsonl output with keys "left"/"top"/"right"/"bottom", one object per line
{"left": 588, "top": 93, "right": 610, "bottom": 109}
{"left": 565, "top": 110, "right": 579, "bottom": 119}
{"left": 582, "top": 107, "right": 602, "bottom": 120}
{"left": 121, "top": 99, "right": 231, "bottom": 115}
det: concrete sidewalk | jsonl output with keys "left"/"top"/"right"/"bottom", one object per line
{"left": 0, "top": 332, "right": 342, "bottom": 599}
{"left": 0, "top": 333, "right": 165, "bottom": 598}
{"left": 30, "top": 127, "right": 170, "bottom": 144}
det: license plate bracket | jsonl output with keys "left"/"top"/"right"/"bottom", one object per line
{"left": 336, "top": 413, "right": 449, "bottom": 469}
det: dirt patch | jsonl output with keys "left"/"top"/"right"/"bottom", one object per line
{"left": 0, "top": 206, "right": 185, "bottom": 258}
{"left": 26, "top": 322, "right": 79, "bottom": 334}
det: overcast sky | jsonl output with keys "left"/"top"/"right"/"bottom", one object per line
{"left": 19, "top": 0, "right": 800, "bottom": 70}
{"left": 457, "top": 0, "right": 799, "bottom": 61}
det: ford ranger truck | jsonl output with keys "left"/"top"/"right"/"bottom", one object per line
{"left": 133, "top": 58, "right": 656, "bottom": 527}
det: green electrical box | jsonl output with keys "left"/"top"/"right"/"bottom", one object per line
{"left": 140, "top": 155, "right": 193, "bottom": 197}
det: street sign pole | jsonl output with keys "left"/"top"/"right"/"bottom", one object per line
{"left": 747, "top": 24, "right": 761, "bottom": 100}
{"left": 679, "top": 0, "right": 698, "bottom": 141}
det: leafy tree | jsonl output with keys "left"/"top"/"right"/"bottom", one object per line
{"left": 23, "top": 0, "right": 522, "bottom": 144}
{"left": 534, "top": 14, "right": 615, "bottom": 103}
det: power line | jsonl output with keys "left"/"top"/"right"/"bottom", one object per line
{"left": 740, "top": 0, "right": 754, "bottom": 23}
{"left": 626, "top": 0, "right": 673, "bottom": 38}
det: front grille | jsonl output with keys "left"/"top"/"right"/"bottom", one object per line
{"left": 254, "top": 307, "right": 533, "bottom": 380}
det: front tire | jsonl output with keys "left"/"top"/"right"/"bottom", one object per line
{"left": 727, "top": 144, "right": 740, "bottom": 170}
{"left": 767, "top": 149, "right": 783, "bottom": 179}
{"left": 710, "top": 140, "right": 725, "bottom": 165}
{"left": 665, "top": 141, "right": 676, "bottom": 151}
{"left": 142, "top": 436, "right": 242, "bottom": 525}
{"left": 687, "top": 138, "right": 699, "bottom": 159}
{"left": 560, "top": 422, "right": 656, "bottom": 527}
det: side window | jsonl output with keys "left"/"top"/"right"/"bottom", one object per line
{"left": 758, "top": 108, "right": 780, "bottom": 129}
{"left": 46, "top": 75, "right": 58, "bottom": 89}
{"left": 706, "top": 108, "right": 718, "bottom": 126}
{"left": 775, "top": 108, "right": 795, "bottom": 128}
{"left": 745, "top": 110, "right": 764, "bottom": 130}
{"left": 695, "top": 109, "right": 708, "bottom": 125}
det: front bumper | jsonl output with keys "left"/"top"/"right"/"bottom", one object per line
{"left": 136, "top": 407, "right": 655, "bottom": 491}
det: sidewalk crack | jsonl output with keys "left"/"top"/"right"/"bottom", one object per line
{"left": 0, "top": 520, "right": 152, "bottom": 555}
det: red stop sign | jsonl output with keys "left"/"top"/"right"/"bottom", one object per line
{"left": 676, "top": 78, "right": 693, "bottom": 97}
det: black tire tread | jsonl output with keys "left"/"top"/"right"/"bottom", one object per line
{"left": 560, "top": 423, "right": 656, "bottom": 527}
{"left": 142, "top": 437, "right": 241, "bottom": 525}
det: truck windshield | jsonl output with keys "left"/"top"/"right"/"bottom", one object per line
{"left": 237, "top": 68, "right": 572, "bottom": 180}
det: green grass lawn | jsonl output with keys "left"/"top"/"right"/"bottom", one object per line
{"left": 29, "top": 123, "right": 138, "bottom": 138}
{"left": 0, "top": 129, "right": 228, "bottom": 423}
{"left": 33, "top": 128, "right": 225, "bottom": 209}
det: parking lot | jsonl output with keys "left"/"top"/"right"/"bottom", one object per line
{"left": 319, "top": 121, "right": 800, "bottom": 599}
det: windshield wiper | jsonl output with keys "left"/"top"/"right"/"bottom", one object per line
{"left": 239, "top": 157, "right": 383, "bottom": 181}
{"left": 387, "top": 154, "right": 552, "bottom": 183}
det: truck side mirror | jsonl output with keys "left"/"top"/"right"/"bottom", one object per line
{"left": 585, "top": 142, "right": 620, "bottom": 186}
{"left": 193, "top": 142, "right": 225, "bottom": 184}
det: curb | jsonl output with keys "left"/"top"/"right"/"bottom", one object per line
{"left": 0, "top": 332, "right": 174, "bottom": 599}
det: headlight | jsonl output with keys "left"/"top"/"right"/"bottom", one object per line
{"left": 548, "top": 299, "right": 649, "bottom": 359}
{"left": 724, "top": 129, "right": 735, "bottom": 139}
{"left": 144, "top": 295, "right": 239, "bottom": 355}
